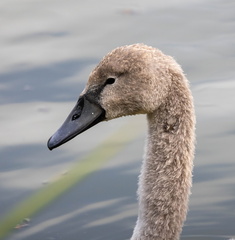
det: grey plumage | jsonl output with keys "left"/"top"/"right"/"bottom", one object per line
{"left": 87, "top": 44, "right": 196, "bottom": 240}
{"left": 49, "top": 43, "right": 196, "bottom": 240}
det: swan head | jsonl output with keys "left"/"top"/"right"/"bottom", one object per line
{"left": 48, "top": 43, "right": 183, "bottom": 150}
{"left": 85, "top": 44, "right": 180, "bottom": 119}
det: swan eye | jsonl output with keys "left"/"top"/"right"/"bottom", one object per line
{"left": 105, "top": 77, "right": 116, "bottom": 85}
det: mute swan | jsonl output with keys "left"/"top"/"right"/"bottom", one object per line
{"left": 48, "top": 44, "right": 195, "bottom": 240}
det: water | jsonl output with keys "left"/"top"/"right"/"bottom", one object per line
{"left": 0, "top": 0, "right": 235, "bottom": 239}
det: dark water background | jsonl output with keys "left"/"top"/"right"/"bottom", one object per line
{"left": 0, "top": 0, "right": 235, "bottom": 239}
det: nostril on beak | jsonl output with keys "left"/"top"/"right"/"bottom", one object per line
{"left": 72, "top": 113, "right": 80, "bottom": 120}
{"left": 71, "top": 97, "right": 85, "bottom": 121}
{"left": 72, "top": 106, "right": 82, "bottom": 121}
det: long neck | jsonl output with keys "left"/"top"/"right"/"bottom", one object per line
{"left": 132, "top": 77, "right": 195, "bottom": 240}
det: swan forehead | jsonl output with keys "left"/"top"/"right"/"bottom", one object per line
{"left": 84, "top": 44, "right": 182, "bottom": 102}
{"left": 89, "top": 45, "right": 155, "bottom": 82}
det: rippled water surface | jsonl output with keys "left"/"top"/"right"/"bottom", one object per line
{"left": 1, "top": 0, "right": 235, "bottom": 239}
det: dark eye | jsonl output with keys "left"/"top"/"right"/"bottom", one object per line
{"left": 105, "top": 77, "right": 116, "bottom": 85}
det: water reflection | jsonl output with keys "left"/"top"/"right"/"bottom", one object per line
{"left": 1, "top": 0, "right": 235, "bottom": 239}
{"left": 0, "top": 59, "right": 96, "bottom": 104}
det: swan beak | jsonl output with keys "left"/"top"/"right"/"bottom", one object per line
{"left": 47, "top": 95, "right": 105, "bottom": 150}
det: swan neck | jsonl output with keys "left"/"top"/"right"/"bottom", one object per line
{"left": 132, "top": 80, "right": 195, "bottom": 240}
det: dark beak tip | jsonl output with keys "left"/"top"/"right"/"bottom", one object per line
{"left": 47, "top": 139, "right": 52, "bottom": 151}
{"left": 47, "top": 137, "right": 55, "bottom": 151}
